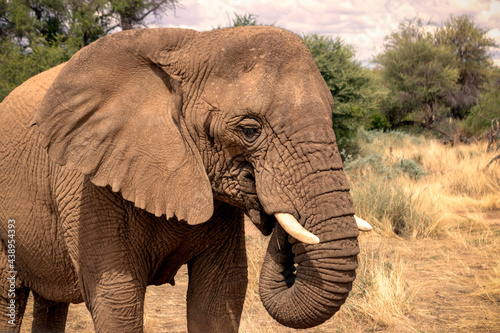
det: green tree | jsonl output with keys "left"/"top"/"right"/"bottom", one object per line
{"left": 462, "top": 67, "right": 500, "bottom": 135}
{"left": 0, "top": 37, "right": 75, "bottom": 99}
{"left": 0, "top": 0, "right": 69, "bottom": 44}
{"left": 69, "top": 0, "right": 111, "bottom": 47}
{"left": 0, "top": 0, "right": 79, "bottom": 101}
{"left": 109, "top": 0, "right": 178, "bottom": 31}
{"left": 0, "top": 0, "right": 180, "bottom": 101}
{"left": 304, "top": 34, "right": 384, "bottom": 155}
{"left": 435, "top": 14, "right": 497, "bottom": 119}
{"left": 375, "top": 19, "right": 460, "bottom": 135}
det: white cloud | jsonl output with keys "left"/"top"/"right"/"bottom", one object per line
{"left": 151, "top": 0, "right": 500, "bottom": 66}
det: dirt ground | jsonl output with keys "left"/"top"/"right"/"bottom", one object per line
{"left": 19, "top": 213, "right": 500, "bottom": 332}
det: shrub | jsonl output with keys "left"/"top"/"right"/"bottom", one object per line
{"left": 393, "top": 158, "right": 426, "bottom": 180}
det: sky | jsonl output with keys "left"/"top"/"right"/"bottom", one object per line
{"left": 150, "top": 0, "right": 500, "bottom": 67}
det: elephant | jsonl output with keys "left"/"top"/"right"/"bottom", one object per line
{"left": 0, "top": 26, "right": 368, "bottom": 332}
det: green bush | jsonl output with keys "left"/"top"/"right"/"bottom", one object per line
{"left": 393, "top": 158, "right": 426, "bottom": 180}
{"left": 345, "top": 154, "right": 390, "bottom": 177}
{"left": 462, "top": 83, "right": 500, "bottom": 136}
{"left": 368, "top": 113, "right": 391, "bottom": 131}
{"left": 0, "top": 38, "right": 75, "bottom": 101}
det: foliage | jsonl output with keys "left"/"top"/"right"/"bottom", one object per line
{"left": 68, "top": 0, "right": 112, "bottom": 48}
{"left": 0, "top": 37, "right": 74, "bottom": 99}
{"left": 435, "top": 15, "right": 498, "bottom": 119}
{"left": 375, "top": 19, "right": 460, "bottom": 130}
{"left": 218, "top": 12, "right": 276, "bottom": 29}
{"left": 374, "top": 15, "right": 498, "bottom": 138}
{"left": 344, "top": 152, "right": 425, "bottom": 182}
{"left": 0, "top": 0, "right": 179, "bottom": 101}
{"left": 303, "top": 34, "right": 385, "bottom": 157}
{"left": 393, "top": 158, "right": 425, "bottom": 180}
{"left": 462, "top": 67, "right": 500, "bottom": 136}
{"left": 230, "top": 13, "right": 258, "bottom": 27}
{"left": 110, "top": 0, "right": 178, "bottom": 31}
{"left": 368, "top": 113, "right": 391, "bottom": 131}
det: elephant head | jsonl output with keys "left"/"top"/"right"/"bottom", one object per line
{"left": 32, "top": 26, "right": 360, "bottom": 329}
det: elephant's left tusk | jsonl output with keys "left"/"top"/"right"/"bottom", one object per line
{"left": 355, "top": 215, "right": 372, "bottom": 231}
{"left": 274, "top": 213, "right": 320, "bottom": 244}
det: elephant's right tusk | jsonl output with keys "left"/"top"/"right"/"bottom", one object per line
{"left": 274, "top": 213, "right": 320, "bottom": 244}
{"left": 355, "top": 215, "right": 372, "bottom": 231}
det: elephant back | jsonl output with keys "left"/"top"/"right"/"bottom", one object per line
{"left": 0, "top": 64, "right": 66, "bottom": 136}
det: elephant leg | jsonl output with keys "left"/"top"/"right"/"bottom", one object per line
{"left": 32, "top": 292, "right": 69, "bottom": 333}
{"left": 186, "top": 209, "right": 248, "bottom": 333}
{"left": 0, "top": 283, "right": 29, "bottom": 332}
{"left": 69, "top": 184, "right": 147, "bottom": 332}
{"left": 82, "top": 272, "right": 146, "bottom": 332}
{"left": 0, "top": 245, "right": 30, "bottom": 332}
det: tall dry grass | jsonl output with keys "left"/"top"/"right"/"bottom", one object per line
{"left": 241, "top": 131, "right": 500, "bottom": 332}
{"left": 347, "top": 130, "right": 500, "bottom": 236}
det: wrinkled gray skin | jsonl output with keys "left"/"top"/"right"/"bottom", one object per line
{"left": 0, "top": 27, "right": 359, "bottom": 332}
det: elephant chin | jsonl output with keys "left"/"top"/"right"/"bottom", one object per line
{"left": 258, "top": 220, "right": 359, "bottom": 329}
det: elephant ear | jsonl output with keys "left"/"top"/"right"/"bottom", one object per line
{"left": 31, "top": 28, "right": 213, "bottom": 224}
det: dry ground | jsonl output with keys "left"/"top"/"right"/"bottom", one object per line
{"left": 18, "top": 213, "right": 500, "bottom": 332}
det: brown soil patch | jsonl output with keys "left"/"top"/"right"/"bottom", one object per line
{"left": 19, "top": 212, "right": 500, "bottom": 332}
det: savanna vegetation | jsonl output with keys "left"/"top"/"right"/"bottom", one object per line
{"left": 239, "top": 131, "right": 500, "bottom": 332}
{"left": 4, "top": 7, "right": 499, "bottom": 333}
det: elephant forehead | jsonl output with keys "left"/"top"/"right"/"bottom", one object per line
{"left": 206, "top": 27, "right": 316, "bottom": 77}
{"left": 203, "top": 65, "right": 273, "bottom": 110}
{"left": 202, "top": 71, "right": 333, "bottom": 136}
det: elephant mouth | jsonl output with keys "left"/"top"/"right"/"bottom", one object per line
{"left": 211, "top": 160, "right": 275, "bottom": 235}
{"left": 218, "top": 161, "right": 353, "bottom": 242}
{"left": 237, "top": 163, "right": 258, "bottom": 195}
{"left": 246, "top": 208, "right": 275, "bottom": 236}
{"left": 239, "top": 162, "right": 276, "bottom": 235}
{"left": 237, "top": 163, "right": 322, "bottom": 242}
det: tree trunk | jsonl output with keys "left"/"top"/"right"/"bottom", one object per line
{"left": 120, "top": 13, "right": 134, "bottom": 30}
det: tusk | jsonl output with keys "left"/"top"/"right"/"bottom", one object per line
{"left": 355, "top": 215, "right": 372, "bottom": 231}
{"left": 274, "top": 213, "right": 320, "bottom": 244}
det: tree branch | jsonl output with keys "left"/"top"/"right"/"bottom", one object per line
{"left": 104, "top": 23, "right": 121, "bottom": 34}
{"left": 136, "top": 1, "right": 177, "bottom": 21}
{"left": 391, "top": 120, "right": 453, "bottom": 141}
{"left": 136, "top": 4, "right": 163, "bottom": 21}
{"left": 484, "top": 154, "right": 500, "bottom": 170}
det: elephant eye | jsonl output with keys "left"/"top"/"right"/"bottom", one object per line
{"left": 241, "top": 126, "right": 259, "bottom": 139}
{"left": 239, "top": 125, "right": 261, "bottom": 143}
{"left": 236, "top": 117, "right": 262, "bottom": 143}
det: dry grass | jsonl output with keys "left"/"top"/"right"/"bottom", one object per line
{"left": 19, "top": 132, "right": 500, "bottom": 332}
{"left": 239, "top": 132, "right": 500, "bottom": 332}
{"left": 241, "top": 225, "right": 500, "bottom": 332}
{"left": 348, "top": 131, "right": 500, "bottom": 236}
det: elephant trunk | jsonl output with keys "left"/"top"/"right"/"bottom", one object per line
{"left": 258, "top": 188, "right": 360, "bottom": 328}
